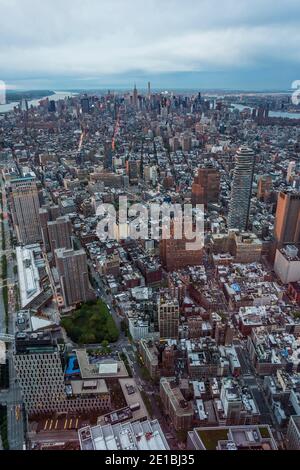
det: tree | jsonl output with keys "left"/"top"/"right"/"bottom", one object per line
{"left": 61, "top": 300, "right": 119, "bottom": 345}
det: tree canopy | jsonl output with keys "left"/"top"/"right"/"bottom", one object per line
{"left": 61, "top": 299, "right": 119, "bottom": 344}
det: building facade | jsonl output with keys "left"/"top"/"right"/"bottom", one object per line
{"left": 274, "top": 192, "right": 300, "bottom": 246}
{"left": 47, "top": 216, "right": 73, "bottom": 256}
{"left": 158, "top": 294, "right": 180, "bottom": 339}
{"left": 191, "top": 167, "right": 220, "bottom": 206}
{"left": 13, "top": 332, "right": 110, "bottom": 416}
{"left": 160, "top": 377, "right": 193, "bottom": 431}
{"left": 10, "top": 177, "right": 41, "bottom": 244}
{"left": 228, "top": 146, "right": 255, "bottom": 231}
{"left": 55, "top": 248, "right": 95, "bottom": 307}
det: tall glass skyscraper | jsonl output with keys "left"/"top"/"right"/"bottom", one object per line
{"left": 228, "top": 146, "right": 255, "bottom": 231}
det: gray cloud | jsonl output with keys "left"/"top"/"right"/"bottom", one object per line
{"left": 1, "top": 0, "right": 300, "bottom": 83}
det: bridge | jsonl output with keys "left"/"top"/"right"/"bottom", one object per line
{"left": 0, "top": 333, "right": 14, "bottom": 343}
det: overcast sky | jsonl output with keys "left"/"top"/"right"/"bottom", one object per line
{"left": 1, "top": 0, "right": 300, "bottom": 90}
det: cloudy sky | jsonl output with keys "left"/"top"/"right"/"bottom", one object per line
{"left": 1, "top": 0, "right": 300, "bottom": 90}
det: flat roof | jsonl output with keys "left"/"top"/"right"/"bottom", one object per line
{"left": 98, "top": 363, "right": 118, "bottom": 375}
{"left": 76, "top": 350, "right": 128, "bottom": 379}
{"left": 70, "top": 379, "right": 108, "bottom": 395}
{"left": 119, "top": 378, "right": 149, "bottom": 422}
{"left": 16, "top": 245, "right": 42, "bottom": 309}
{"left": 78, "top": 419, "right": 169, "bottom": 451}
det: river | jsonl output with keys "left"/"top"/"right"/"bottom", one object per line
{"left": 0, "top": 91, "right": 76, "bottom": 113}
{"left": 232, "top": 103, "right": 300, "bottom": 119}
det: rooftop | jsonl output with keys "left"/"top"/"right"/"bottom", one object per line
{"left": 16, "top": 245, "right": 43, "bottom": 309}
{"left": 78, "top": 419, "right": 169, "bottom": 451}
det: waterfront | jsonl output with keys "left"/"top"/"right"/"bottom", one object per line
{"left": 0, "top": 91, "right": 76, "bottom": 113}
{"left": 232, "top": 102, "right": 300, "bottom": 119}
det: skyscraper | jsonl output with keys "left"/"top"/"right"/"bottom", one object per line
{"left": 133, "top": 83, "right": 138, "bottom": 108}
{"left": 228, "top": 146, "right": 255, "bottom": 231}
{"left": 274, "top": 192, "right": 300, "bottom": 246}
{"left": 39, "top": 204, "right": 61, "bottom": 252}
{"left": 10, "top": 177, "right": 41, "bottom": 244}
{"left": 81, "top": 96, "right": 90, "bottom": 114}
{"left": 39, "top": 207, "right": 51, "bottom": 252}
{"left": 47, "top": 216, "right": 73, "bottom": 256}
{"left": 55, "top": 248, "right": 95, "bottom": 307}
{"left": 104, "top": 139, "right": 113, "bottom": 170}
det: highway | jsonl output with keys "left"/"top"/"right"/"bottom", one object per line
{"left": 0, "top": 204, "right": 6, "bottom": 334}
{"left": 0, "top": 179, "right": 25, "bottom": 450}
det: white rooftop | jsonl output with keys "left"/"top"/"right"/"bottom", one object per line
{"left": 16, "top": 245, "right": 42, "bottom": 308}
{"left": 98, "top": 362, "right": 118, "bottom": 375}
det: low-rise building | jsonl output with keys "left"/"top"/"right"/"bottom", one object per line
{"left": 187, "top": 424, "right": 277, "bottom": 450}
{"left": 78, "top": 419, "right": 169, "bottom": 450}
{"left": 160, "top": 377, "right": 194, "bottom": 431}
{"left": 274, "top": 245, "right": 300, "bottom": 284}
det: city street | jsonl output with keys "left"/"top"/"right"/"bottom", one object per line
{"left": 0, "top": 179, "right": 25, "bottom": 450}
{"left": 87, "top": 259, "right": 122, "bottom": 332}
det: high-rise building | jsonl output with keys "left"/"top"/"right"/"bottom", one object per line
{"left": 39, "top": 208, "right": 50, "bottom": 251}
{"left": 14, "top": 332, "right": 110, "bottom": 416}
{"left": 228, "top": 146, "right": 255, "bottom": 231}
{"left": 39, "top": 205, "right": 61, "bottom": 252}
{"left": 257, "top": 175, "right": 273, "bottom": 202}
{"left": 287, "top": 415, "right": 300, "bottom": 450}
{"left": 10, "top": 177, "right": 41, "bottom": 244}
{"left": 127, "top": 158, "right": 140, "bottom": 184}
{"left": 48, "top": 100, "right": 56, "bottom": 112}
{"left": 14, "top": 332, "right": 69, "bottom": 416}
{"left": 160, "top": 220, "right": 203, "bottom": 272}
{"left": 47, "top": 216, "right": 73, "bottom": 256}
{"left": 158, "top": 292, "right": 179, "bottom": 339}
{"left": 81, "top": 96, "right": 90, "bottom": 114}
{"left": 181, "top": 133, "right": 192, "bottom": 152}
{"left": 287, "top": 161, "right": 296, "bottom": 183}
{"left": 191, "top": 167, "right": 220, "bottom": 206}
{"left": 133, "top": 83, "right": 138, "bottom": 108}
{"left": 103, "top": 139, "right": 113, "bottom": 170}
{"left": 274, "top": 192, "right": 300, "bottom": 246}
{"left": 55, "top": 248, "right": 95, "bottom": 307}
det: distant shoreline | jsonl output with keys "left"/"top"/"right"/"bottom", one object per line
{"left": 0, "top": 91, "right": 76, "bottom": 114}
{"left": 5, "top": 90, "right": 54, "bottom": 103}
